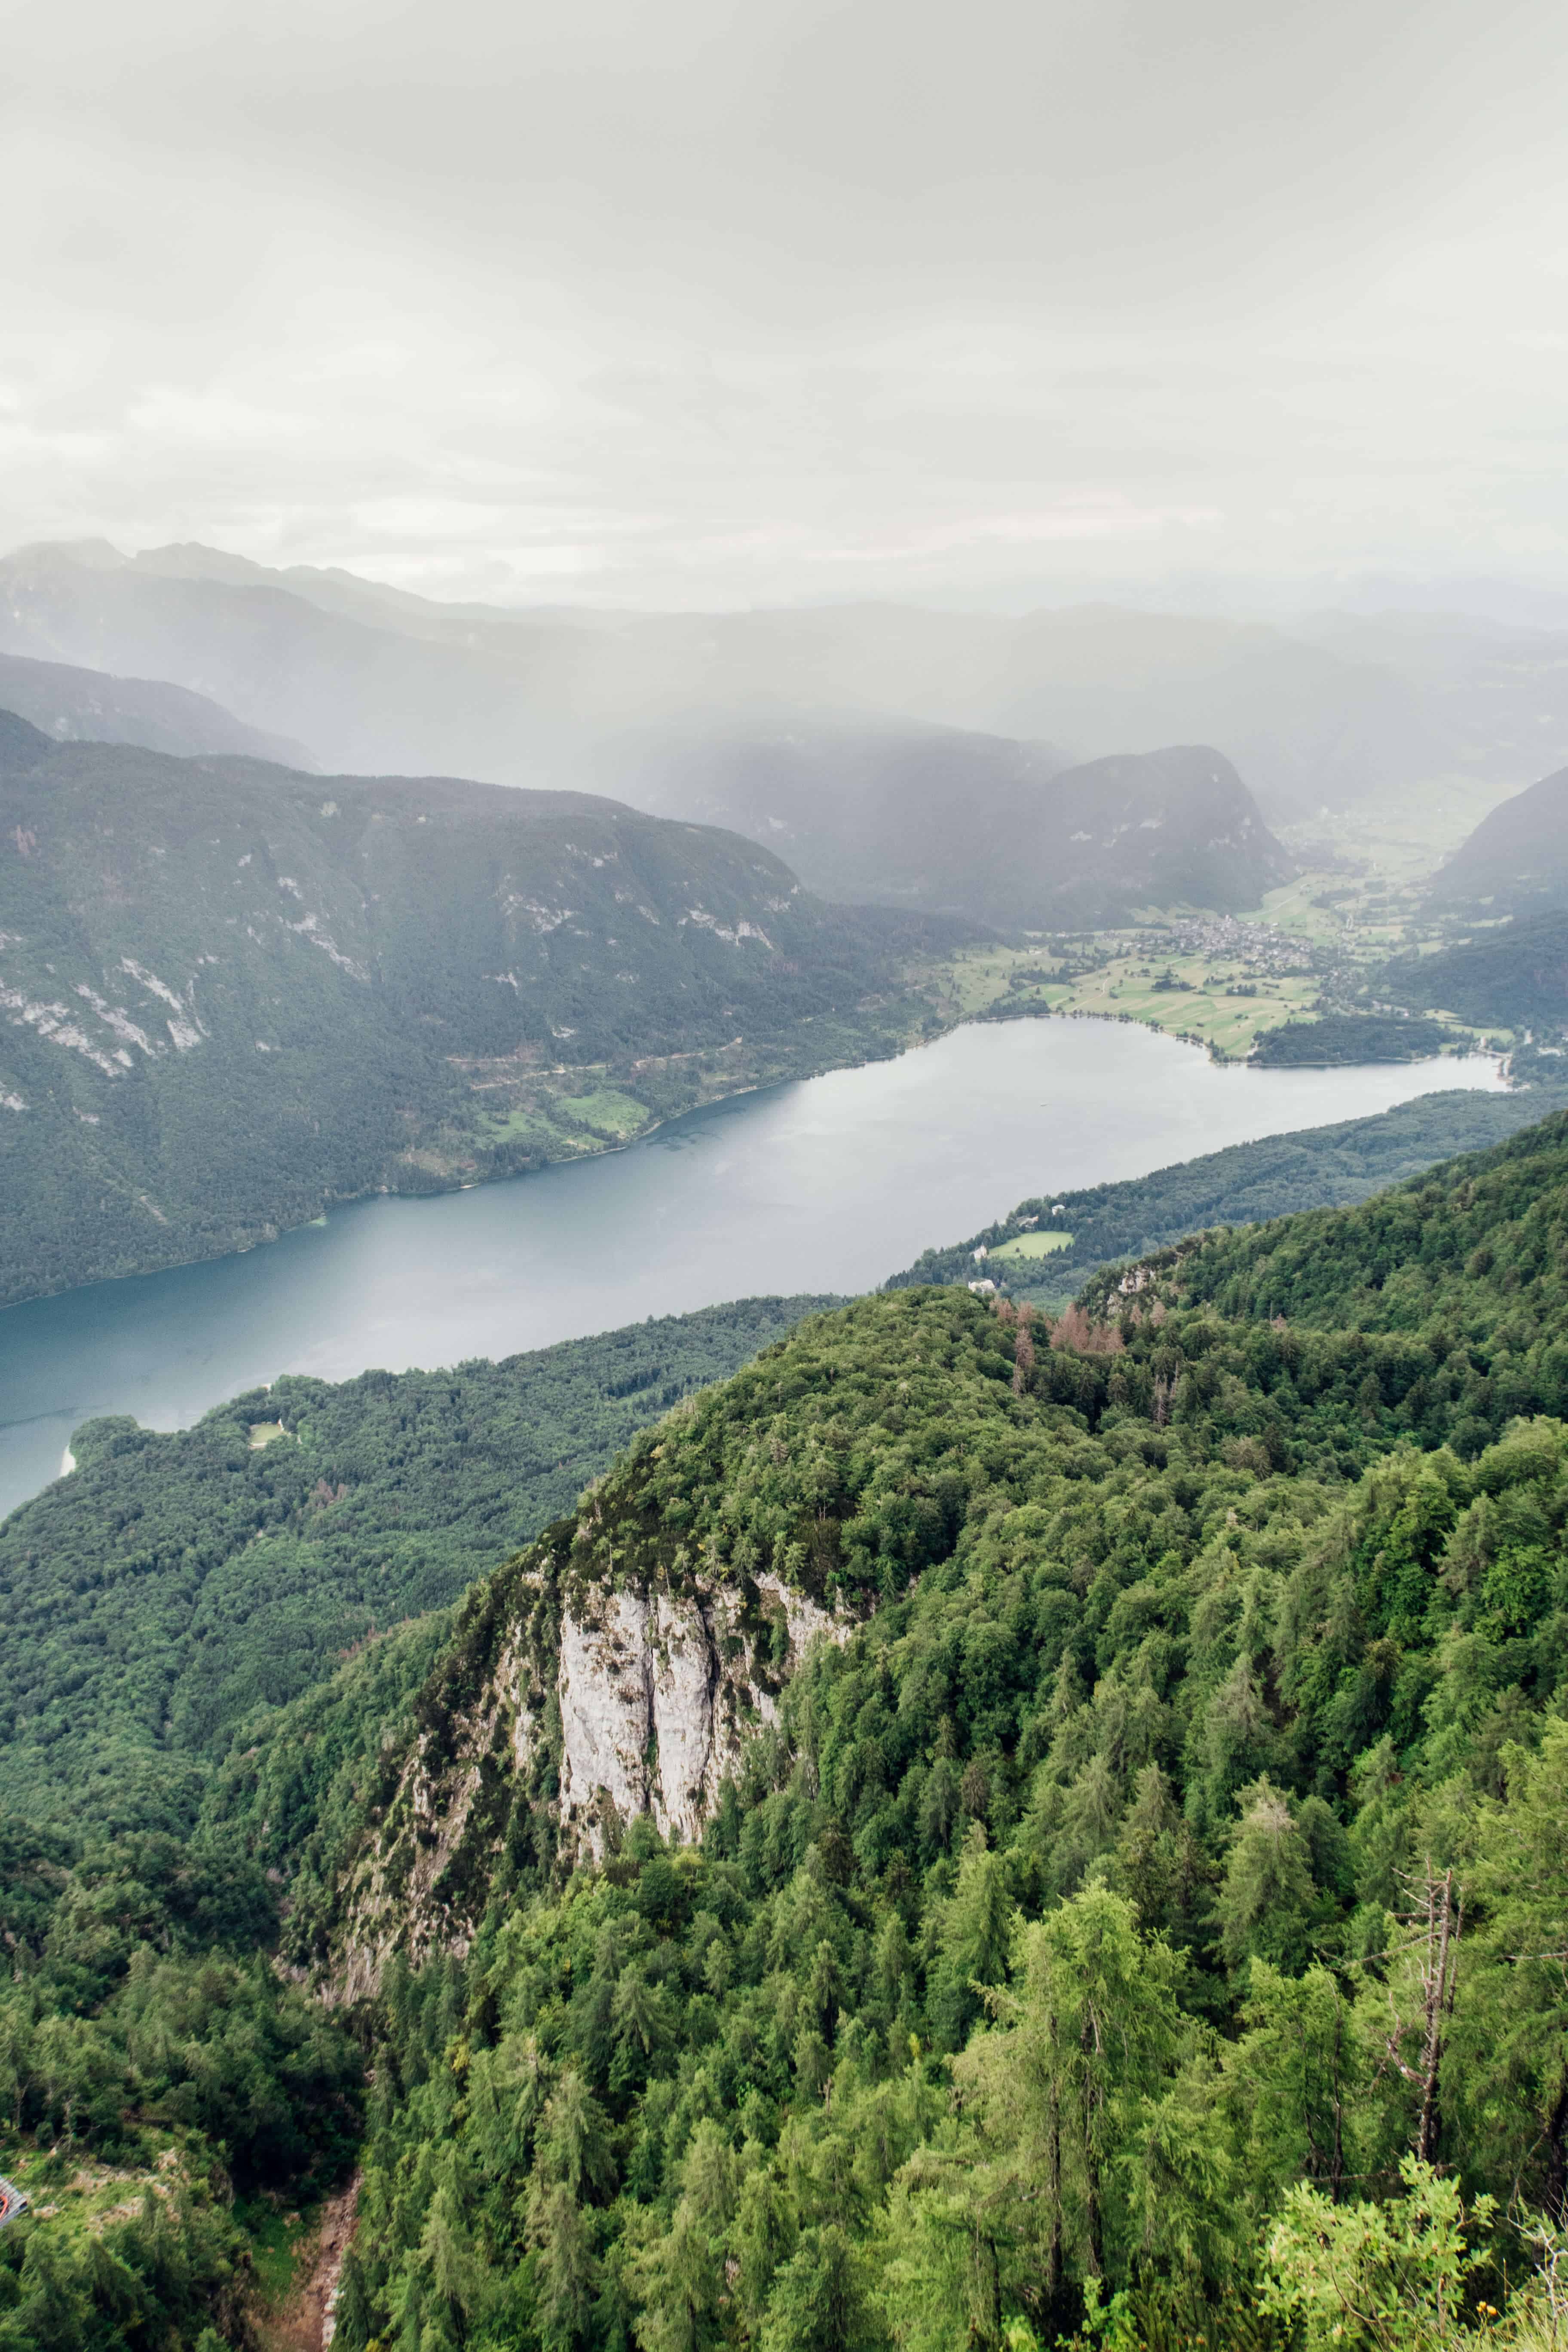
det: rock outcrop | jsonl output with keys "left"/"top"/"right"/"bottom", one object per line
{"left": 332, "top": 1557, "right": 846, "bottom": 2000}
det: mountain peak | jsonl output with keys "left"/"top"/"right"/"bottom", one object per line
{"left": 8, "top": 537, "right": 128, "bottom": 572}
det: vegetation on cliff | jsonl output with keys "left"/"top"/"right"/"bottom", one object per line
{"left": 10, "top": 1117, "right": 1568, "bottom": 2347}
{"left": 0, "top": 1298, "right": 834, "bottom": 1833}
{"left": 265, "top": 1115, "right": 1568, "bottom": 2352}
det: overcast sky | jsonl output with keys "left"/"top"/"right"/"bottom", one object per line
{"left": 3, "top": 0, "right": 1568, "bottom": 608}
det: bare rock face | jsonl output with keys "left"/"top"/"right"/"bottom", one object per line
{"left": 558, "top": 1587, "right": 655, "bottom": 1841}
{"left": 332, "top": 1561, "right": 847, "bottom": 1997}
{"left": 556, "top": 1572, "right": 839, "bottom": 1857}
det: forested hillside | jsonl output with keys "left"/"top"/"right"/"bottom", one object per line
{"left": 9, "top": 1115, "right": 1568, "bottom": 2349}
{"left": 1432, "top": 762, "right": 1568, "bottom": 911}
{"left": 615, "top": 730, "right": 1291, "bottom": 924}
{"left": 885, "top": 1082, "right": 1560, "bottom": 1300}
{"left": 182, "top": 1110, "right": 1568, "bottom": 2352}
{"left": 0, "top": 715, "right": 967, "bottom": 1302}
{"left": 0, "top": 649, "right": 309, "bottom": 765}
{"left": 1379, "top": 910, "right": 1568, "bottom": 1037}
{"left": 0, "top": 1298, "right": 832, "bottom": 1834}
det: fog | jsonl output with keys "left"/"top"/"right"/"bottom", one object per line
{"left": 3, "top": 0, "right": 1568, "bottom": 609}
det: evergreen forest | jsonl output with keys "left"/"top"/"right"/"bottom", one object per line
{"left": 6, "top": 1114, "right": 1568, "bottom": 2351}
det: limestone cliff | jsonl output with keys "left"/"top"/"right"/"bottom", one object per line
{"left": 332, "top": 1528, "right": 848, "bottom": 2000}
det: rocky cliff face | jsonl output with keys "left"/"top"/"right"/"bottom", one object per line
{"left": 332, "top": 1541, "right": 847, "bottom": 2000}
{"left": 556, "top": 1572, "right": 836, "bottom": 1848}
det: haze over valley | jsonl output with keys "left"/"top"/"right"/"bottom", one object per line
{"left": 6, "top": 3, "right": 1568, "bottom": 2346}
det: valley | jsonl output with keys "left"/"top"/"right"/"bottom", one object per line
{"left": 4, "top": 562, "right": 1568, "bottom": 2352}
{"left": 8, "top": 1106, "right": 1568, "bottom": 2350}
{"left": 0, "top": 1015, "right": 1501, "bottom": 1517}
{"left": 13, "top": 1, "right": 1568, "bottom": 2337}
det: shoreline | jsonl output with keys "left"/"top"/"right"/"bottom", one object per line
{"left": 0, "top": 998, "right": 1512, "bottom": 1322}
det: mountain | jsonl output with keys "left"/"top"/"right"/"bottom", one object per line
{"left": 604, "top": 720, "right": 1068, "bottom": 909}
{"left": 0, "top": 1296, "right": 834, "bottom": 1831}
{"left": 0, "top": 718, "right": 969, "bottom": 1303}
{"left": 1379, "top": 910, "right": 1568, "bottom": 1038}
{"left": 0, "top": 647, "right": 312, "bottom": 765}
{"left": 214, "top": 1109, "right": 1568, "bottom": 2342}
{"left": 0, "top": 540, "right": 1452, "bottom": 814}
{"left": 610, "top": 727, "right": 1292, "bottom": 922}
{"left": 1431, "top": 761, "right": 1568, "bottom": 910}
{"left": 970, "top": 603, "right": 1447, "bottom": 817}
{"left": 11, "top": 1105, "right": 1568, "bottom": 2343}
{"left": 1297, "top": 608, "right": 1568, "bottom": 787}
{"left": 287, "top": 1106, "right": 1568, "bottom": 1987}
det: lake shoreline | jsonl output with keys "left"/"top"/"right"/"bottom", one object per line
{"left": 0, "top": 1020, "right": 1507, "bottom": 1521}
{"left": 1, "top": 989, "right": 1511, "bottom": 1319}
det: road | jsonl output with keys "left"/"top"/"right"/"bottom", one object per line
{"left": 0, "top": 2174, "right": 27, "bottom": 2228}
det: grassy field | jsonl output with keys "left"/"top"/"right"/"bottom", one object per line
{"left": 944, "top": 940, "right": 1321, "bottom": 1057}
{"left": 234, "top": 2193, "right": 319, "bottom": 2303}
{"left": 0, "top": 2135, "right": 220, "bottom": 2257}
{"left": 937, "top": 774, "right": 1527, "bottom": 1062}
{"left": 990, "top": 1228, "right": 1074, "bottom": 1262}
{"left": 554, "top": 1085, "right": 652, "bottom": 1141}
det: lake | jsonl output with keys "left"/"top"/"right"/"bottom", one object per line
{"left": 0, "top": 1018, "right": 1504, "bottom": 1517}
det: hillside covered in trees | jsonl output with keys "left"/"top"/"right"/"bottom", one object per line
{"left": 0, "top": 649, "right": 308, "bottom": 766}
{"left": 8, "top": 1113, "right": 1568, "bottom": 2348}
{"left": 1379, "top": 910, "right": 1568, "bottom": 1039}
{"left": 1432, "top": 762, "right": 1568, "bottom": 913}
{"left": 0, "top": 715, "right": 968, "bottom": 1303}
{"left": 885, "top": 1081, "right": 1563, "bottom": 1302}
{"left": 0, "top": 1297, "right": 833, "bottom": 1838}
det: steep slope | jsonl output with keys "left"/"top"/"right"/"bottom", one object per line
{"left": 1298, "top": 607, "right": 1568, "bottom": 786}
{"left": 188, "top": 1112, "right": 1568, "bottom": 2352}
{"left": 989, "top": 603, "right": 1448, "bottom": 817}
{"left": 606, "top": 720, "right": 1068, "bottom": 910}
{"left": 0, "top": 648, "right": 311, "bottom": 764}
{"left": 1379, "top": 909, "right": 1568, "bottom": 1038}
{"left": 0, "top": 541, "right": 1448, "bottom": 811}
{"left": 0, "top": 719, "right": 966, "bottom": 1301}
{"left": 613, "top": 728, "right": 1292, "bottom": 922}
{"left": 238, "top": 1288, "right": 1051, "bottom": 1982}
{"left": 1031, "top": 744, "right": 1292, "bottom": 920}
{"left": 0, "top": 1297, "right": 834, "bottom": 1834}
{"left": 242, "top": 1111, "right": 1568, "bottom": 1993}
{"left": 1431, "top": 761, "right": 1568, "bottom": 910}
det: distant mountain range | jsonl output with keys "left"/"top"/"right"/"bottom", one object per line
{"left": 1365, "top": 762, "right": 1568, "bottom": 1041}
{"left": 607, "top": 726, "right": 1292, "bottom": 922}
{"left": 1431, "top": 762, "right": 1568, "bottom": 912}
{"left": 1381, "top": 913, "right": 1568, "bottom": 1038}
{"left": 1296, "top": 610, "right": 1568, "bottom": 790}
{"left": 0, "top": 717, "right": 969, "bottom": 1303}
{"left": 0, "top": 646, "right": 309, "bottom": 766}
{"left": 0, "top": 538, "right": 1519, "bottom": 819}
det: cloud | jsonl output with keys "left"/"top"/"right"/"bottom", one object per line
{"left": 1, "top": 0, "right": 1567, "bottom": 604}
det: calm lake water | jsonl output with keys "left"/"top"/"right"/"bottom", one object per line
{"left": 0, "top": 1018, "right": 1503, "bottom": 1518}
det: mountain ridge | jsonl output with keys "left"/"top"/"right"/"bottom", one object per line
{"left": 0, "top": 537, "right": 1459, "bottom": 815}
{"left": 0, "top": 646, "right": 311, "bottom": 765}
{"left": 612, "top": 727, "right": 1292, "bottom": 923}
{"left": 0, "top": 721, "right": 971, "bottom": 1303}
{"left": 1432, "top": 760, "right": 1568, "bottom": 911}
